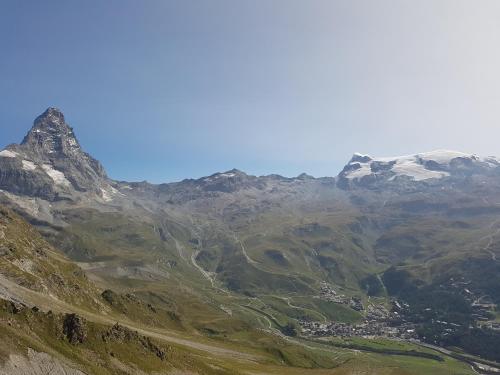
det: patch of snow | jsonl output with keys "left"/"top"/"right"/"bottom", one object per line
{"left": 346, "top": 163, "right": 372, "bottom": 179}
{"left": 0, "top": 150, "right": 18, "bottom": 158}
{"left": 417, "top": 150, "right": 475, "bottom": 164}
{"left": 101, "top": 188, "right": 112, "bottom": 202}
{"left": 41, "top": 164, "right": 71, "bottom": 187}
{"left": 374, "top": 150, "right": 475, "bottom": 164}
{"left": 353, "top": 152, "right": 370, "bottom": 158}
{"left": 203, "top": 172, "right": 238, "bottom": 182}
{"left": 389, "top": 159, "right": 449, "bottom": 181}
{"left": 21, "top": 160, "right": 36, "bottom": 171}
{"left": 484, "top": 156, "right": 500, "bottom": 167}
{"left": 100, "top": 185, "right": 125, "bottom": 202}
{"left": 219, "top": 172, "right": 236, "bottom": 178}
{"left": 343, "top": 150, "right": 476, "bottom": 181}
{"left": 110, "top": 186, "right": 125, "bottom": 196}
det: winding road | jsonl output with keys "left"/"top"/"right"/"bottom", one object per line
{"left": 478, "top": 218, "right": 500, "bottom": 262}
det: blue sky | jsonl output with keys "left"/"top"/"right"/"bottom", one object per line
{"left": 1, "top": 1, "right": 500, "bottom": 182}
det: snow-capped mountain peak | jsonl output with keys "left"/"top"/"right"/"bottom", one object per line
{"left": 341, "top": 150, "right": 499, "bottom": 184}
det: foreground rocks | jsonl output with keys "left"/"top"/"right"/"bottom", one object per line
{"left": 102, "top": 323, "right": 170, "bottom": 360}
{"left": 63, "top": 313, "right": 87, "bottom": 344}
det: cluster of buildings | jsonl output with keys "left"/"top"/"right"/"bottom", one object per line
{"left": 318, "top": 282, "right": 364, "bottom": 311}
{"left": 305, "top": 283, "right": 418, "bottom": 339}
{"left": 483, "top": 322, "right": 500, "bottom": 331}
{"left": 366, "top": 303, "right": 391, "bottom": 320}
{"left": 309, "top": 279, "right": 499, "bottom": 341}
{"left": 471, "top": 298, "right": 497, "bottom": 322}
{"left": 299, "top": 319, "right": 417, "bottom": 340}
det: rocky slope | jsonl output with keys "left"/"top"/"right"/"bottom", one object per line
{"left": 0, "top": 205, "right": 101, "bottom": 309}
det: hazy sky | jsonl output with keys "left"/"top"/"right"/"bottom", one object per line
{"left": 1, "top": 1, "right": 500, "bottom": 182}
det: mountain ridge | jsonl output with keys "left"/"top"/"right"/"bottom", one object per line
{"left": 3, "top": 108, "right": 499, "bottom": 196}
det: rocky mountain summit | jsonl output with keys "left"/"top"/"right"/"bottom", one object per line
{"left": 0, "top": 108, "right": 113, "bottom": 201}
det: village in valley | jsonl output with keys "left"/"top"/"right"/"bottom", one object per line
{"left": 298, "top": 280, "right": 500, "bottom": 340}
{"left": 297, "top": 282, "right": 418, "bottom": 339}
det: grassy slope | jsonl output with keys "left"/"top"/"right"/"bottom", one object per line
{"left": 0, "top": 206, "right": 102, "bottom": 310}
{"left": 0, "top": 301, "right": 475, "bottom": 375}
{"left": 0, "top": 205, "right": 479, "bottom": 374}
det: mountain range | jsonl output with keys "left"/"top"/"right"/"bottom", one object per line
{"left": 0, "top": 108, "right": 499, "bottom": 375}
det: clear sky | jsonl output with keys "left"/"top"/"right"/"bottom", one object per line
{"left": 1, "top": 1, "right": 500, "bottom": 182}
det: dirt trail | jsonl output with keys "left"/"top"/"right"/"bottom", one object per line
{"left": 190, "top": 249, "right": 216, "bottom": 286}
{"left": 478, "top": 218, "right": 500, "bottom": 262}
{"left": 0, "top": 275, "right": 259, "bottom": 362}
{"left": 234, "top": 234, "right": 258, "bottom": 265}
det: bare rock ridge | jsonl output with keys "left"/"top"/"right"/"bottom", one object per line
{"left": 0, "top": 107, "right": 108, "bottom": 200}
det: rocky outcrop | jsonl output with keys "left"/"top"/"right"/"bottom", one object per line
{"left": 63, "top": 313, "right": 87, "bottom": 344}
{"left": 102, "top": 323, "right": 169, "bottom": 360}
